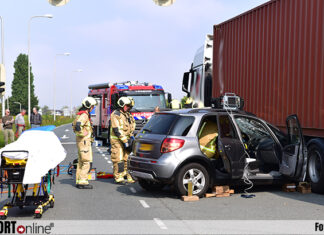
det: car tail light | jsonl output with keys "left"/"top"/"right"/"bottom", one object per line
{"left": 161, "top": 138, "right": 185, "bottom": 153}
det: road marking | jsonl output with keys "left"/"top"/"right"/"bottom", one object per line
{"left": 61, "top": 142, "right": 76, "bottom": 145}
{"left": 65, "top": 129, "right": 69, "bottom": 132}
{"left": 104, "top": 157, "right": 108, "bottom": 160}
{"left": 107, "top": 161, "right": 110, "bottom": 164}
{"left": 154, "top": 218, "right": 167, "bottom": 230}
{"left": 61, "top": 135, "right": 69, "bottom": 139}
{"left": 107, "top": 160, "right": 112, "bottom": 164}
{"left": 139, "top": 200, "right": 150, "bottom": 208}
{"left": 130, "top": 187, "right": 136, "bottom": 193}
{"left": 102, "top": 154, "right": 105, "bottom": 157}
{"left": 111, "top": 166, "right": 113, "bottom": 168}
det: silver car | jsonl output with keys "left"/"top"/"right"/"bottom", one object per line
{"left": 128, "top": 108, "right": 315, "bottom": 197}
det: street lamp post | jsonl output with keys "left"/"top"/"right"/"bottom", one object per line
{"left": 0, "top": 16, "right": 5, "bottom": 117}
{"left": 70, "top": 69, "right": 82, "bottom": 118}
{"left": 14, "top": 101, "right": 21, "bottom": 112}
{"left": 54, "top": 52, "right": 70, "bottom": 121}
{"left": 28, "top": 14, "right": 53, "bottom": 123}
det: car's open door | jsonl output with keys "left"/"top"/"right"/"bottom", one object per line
{"left": 279, "top": 115, "right": 307, "bottom": 179}
{"left": 217, "top": 115, "right": 246, "bottom": 179}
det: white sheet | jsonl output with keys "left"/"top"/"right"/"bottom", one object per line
{"left": 0, "top": 130, "right": 67, "bottom": 184}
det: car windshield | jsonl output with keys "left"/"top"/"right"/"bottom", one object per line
{"left": 128, "top": 93, "right": 167, "bottom": 110}
{"left": 141, "top": 114, "right": 178, "bottom": 135}
{"left": 234, "top": 116, "right": 271, "bottom": 139}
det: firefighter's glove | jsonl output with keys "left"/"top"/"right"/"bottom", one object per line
{"left": 124, "top": 138, "right": 134, "bottom": 152}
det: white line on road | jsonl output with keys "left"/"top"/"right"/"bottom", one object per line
{"left": 104, "top": 157, "right": 108, "bottom": 160}
{"left": 65, "top": 129, "right": 69, "bottom": 132}
{"left": 154, "top": 218, "right": 167, "bottom": 230}
{"left": 139, "top": 200, "right": 150, "bottom": 208}
{"left": 61, "top": 142, "right": 76, "bottom": 145}
{"left": 111, "top": 166, "right": 113, "bottom": 168}
{"left": 107, "top": 160, "right": 112, "bottom": 164}
{"left": 130, "top": 187, "right": 136, "bottom": 193}
{"left": 102, "top": 154, "right": 105, "bottom": 156}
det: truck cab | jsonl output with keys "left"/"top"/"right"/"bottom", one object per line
{"left": 88, "top": 81, "right": 171, "bottom": 144}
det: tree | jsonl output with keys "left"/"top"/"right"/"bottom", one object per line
{"left": 9, "top": 54, "right": 39, "bottom": 114}
{"left": 42, "top": 105, "right": 50, "bottom": 115}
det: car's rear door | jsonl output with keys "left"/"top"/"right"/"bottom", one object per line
{"left": 279, "top": 115, "right": 307, "bottom": 179}
{"left": 217, "top": 114, "right": 246, "bottom": 179}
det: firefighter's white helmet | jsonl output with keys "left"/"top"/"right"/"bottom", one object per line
{"left": 82, "top": 97, "right": 97, "bottom": 109}
{"left": 118, "top": 97, "right": 133, "bottom": 108}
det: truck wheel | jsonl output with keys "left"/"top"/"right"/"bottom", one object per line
{"left": 175, "top": 163, "right": 209, "bottom": 197}
{"left": 138, "top": 179, "right": 165, "bottom": 191}
{"left": 307, "top": 144, "right": 324, "bottom": 194}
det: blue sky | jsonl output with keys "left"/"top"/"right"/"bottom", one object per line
{"left": 0, "top": 0, "right": 268, "bottom": 109}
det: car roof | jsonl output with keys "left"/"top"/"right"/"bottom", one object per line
{"left": 157, "top": 108, "right": 254, "bottom": 117}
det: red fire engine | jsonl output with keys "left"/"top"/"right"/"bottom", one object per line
{"left": 88, "top": 81, "right": 171, "bottom": 143}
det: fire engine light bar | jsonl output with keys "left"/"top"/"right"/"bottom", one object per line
{"left": 115, "top": 85, "right": 129, "bottom": 90}
{"left": 154, "top": 85, "right": 163, "bottom": 90}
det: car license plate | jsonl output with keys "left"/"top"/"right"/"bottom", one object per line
{"left": 139, "top": 143, "right": 153, "bottom": 151}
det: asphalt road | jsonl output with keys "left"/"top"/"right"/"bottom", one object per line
{"left": 1, "top": 124, "right": 324, "bottom": 233}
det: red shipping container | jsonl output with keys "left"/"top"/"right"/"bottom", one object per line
{"left": 212, "top": 0, "right": 324, "bottom": 137}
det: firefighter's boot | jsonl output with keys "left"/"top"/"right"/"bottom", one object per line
{"left": 115, "top": 175, "right": 124, "bottom": 183}
{"left": 126, "top": 173, "right": 135, "bottom": 183}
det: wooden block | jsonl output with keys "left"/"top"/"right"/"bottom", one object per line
{"left": 215, "top": 192, "right": 230, "bottom": 198}
{"left": 229, "top": 189, "right": 234, "bottom": 194}
{"left": 205, "top": 193, "right": 216, "bottom": 198}
{"left": 298, "top": 182, "right": 311, "bottom": 188}
{"left": 297, "top": 186, "right": 311, "bottom": 194}
{"left": 181, "top": 195, "right": 199, "bottom": 202}
{"left": 282, "top": 183, "right": 296, "bottom": 192}
{"left": 213, "top": 185, "right": 230, "bottom": 194}
{"left": 297, "top": 183, "right": 311, "bottom": 194}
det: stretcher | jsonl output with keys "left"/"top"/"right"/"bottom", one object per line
{"left": 0, "top": 127, "right": 66, "bottom": 219}
{"left": 0, "top": 151, "right": 56, "bottom": 219}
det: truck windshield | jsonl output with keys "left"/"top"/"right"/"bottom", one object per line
{"left": 128, "top": 93, "right": 166, "bottom": 110}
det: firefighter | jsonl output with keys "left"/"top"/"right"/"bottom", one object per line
{"left": 72, "top": 97, "right": 97, "bottom": 189}
{"left": 110, "top": 97, "right": 136, "bottom": 183}
{"left": 170, "top": 99, "right": 181, "bottom": 110}
{"left": 198, "top": 119, "right": 219, "bottom": 159}
{"left": 183, "top": 97, "right": 193, "bottom": 108}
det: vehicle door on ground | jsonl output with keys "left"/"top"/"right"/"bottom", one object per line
{"left": 234, "top": 116, "right": 281, "bottom": 173}
{"left": 216, "top": 115, "right": 246, "bottom": 179}
{"left": 279, "top": 115, "right": 307, "bottom": 179}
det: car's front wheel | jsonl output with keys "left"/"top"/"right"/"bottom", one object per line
{"left": 175, "top": 163, "right": 209, "bottom": 197}
{"left": 138, "top": 179, "right": 165, "bottom": 191}
{"left": 308, "top": 144, "right": 324, "bottom": 194}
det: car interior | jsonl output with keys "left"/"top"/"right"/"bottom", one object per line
{"left": 197, "top": 115, "right": 230, "bottom": 175}
{"left": 234, "top": 116, "right": 281, "bottom": 174}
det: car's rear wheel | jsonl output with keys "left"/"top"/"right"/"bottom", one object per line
{"left": 138, "top": 179, "right": 165, "bottom": 191}
{"left": 175, "top": 163, "right": 209, "bottom": 197}
{"left": 308, "top": 144, "right": 324, "bottom": 194}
